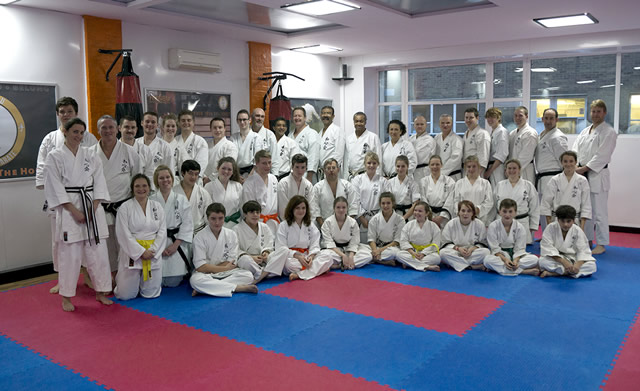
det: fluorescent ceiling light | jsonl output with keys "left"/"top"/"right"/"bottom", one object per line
{"left": 634, "top": 66, "right": 640, "bottom": 70}
{"left": 576, "top": 80, "right": 595, "bottom": 84}
{"left": 534, "top": 13, "right": 598, "bottom": 28}
{"left": 0, "top": 0, "right": 20, "bottom": 4}
{"left": 282, "top": 0, "right": 360, "bottom": 16}
{"left": 291, "top": 44, "right": 342, "bottom": 54}
{"left": 600, "top": 84, "right": 622, "bottom": 88}
{"left": 515, "top": 67, "right": 556, "bottom": 73}
{"left": 545, "top": 87, "right": 561, "bottom": 91}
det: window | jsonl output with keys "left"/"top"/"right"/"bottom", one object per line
{"left": 493, "top": 61, "right": 523, "bottom": 99}
{"left": 379, "top": 70, "right": 402, "bottom": 103}
{"left": 620, "top": 52, "right": 640, "bottom": 134}
{"left": 531, "top": 97, "right": 586, "bottom": 134}
{"left": 409, "top": 64, "right": 486, "bottom": 101}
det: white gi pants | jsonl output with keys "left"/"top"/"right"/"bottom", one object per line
{"left": 50, "top": 215, "right": 59, "bottom": 272}
{"left": 114, "top": 264, "right": 162, "bottom": 300}
{"left": 284, "top": 255, "right": 333, "bottom": 280}
{"left": 396, "top": 249, "right": 441, "bottom": 271}
{"left": 483, "top": 253, "right": 539, "bottom": 276}
{"left": 585, "top": 191, "right": 609, "bottom": 246}
{"left": 375, "top": 246, "right": 401, "bottom": 263}
{"left": 57, "top": 240, "right": 112, "bottom": 298}
{"left": 538, "top": 256, "right": 597, "bottom": 278}
{"left": 190, "top": 269, "right": 254, "bottom": 297}
{"left": 314, "top": 245, "right": 373, "bottom": 269}
{"left": 236, "top": 254, "right": 269, "bottom": 280}
{"left": 440, "top": 247, "right": 490, "bottom": 272}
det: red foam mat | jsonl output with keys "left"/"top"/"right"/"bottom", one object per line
{"left": 602, "top": 308, "right": 640, "bottom": 390}
{"left": 0, "top": 282, "right": 393, "bottom": 391}
{"left": 263, "top": 273, "right": 504, "bottom": 336}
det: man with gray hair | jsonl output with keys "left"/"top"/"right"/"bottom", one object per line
{"left": 434, "top": 114, "right": 463, "bottom": 180}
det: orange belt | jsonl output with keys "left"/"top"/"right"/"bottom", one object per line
{"left": 290, "top": 247, "right": 309, "bottom": 270}
{"left": 260, "top": 213, "right": 280, "bottom": 224}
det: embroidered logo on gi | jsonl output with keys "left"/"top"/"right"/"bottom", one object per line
{"left": 83, "top": 158, "right": 91, "bottom": 172}
{"left": 222, "top": 242, "right": 230, "bottom": 261}
{"left": 280, "top": 145, "right": 285, "bottom": 157}
{"left": 362, "top": 143, "right": 370, "bottom": 154}
{"left": 152, "top": 206, "right": 159, "bottom": 220}
{"left": 323, "top": 137, "right": 331, "bottom": 151}
{"left": 197, "top": 195, "right": 204, "bottom": 210}
{"left": 121, "top": 159, "right": 129, "bottom": 173}
{"left": 153, "top": 151, "right": 162, "bottom": 164}
{"left": 174, "top": 200, "right": 181, "bottom": 221}
{"left": 186, "top": 142, "right": 194, "bottom": 155}
{"left": 522, "top": 190, "right": 528, "bottom": 202}
{"left": 443, "top": 142, "right": 450, "bottom": 153}
{"left": 571, "top": 185, "right": 578, "bottom": 198}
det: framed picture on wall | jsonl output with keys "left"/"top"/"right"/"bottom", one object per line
{"left": 0, "top": 82, "right": 57, "bottom": 181}
{"left": 288, "top": 98, "right": 333, "bottom": 134}
{"left": 144, "top": 88, "right": 232, "bottom": 140}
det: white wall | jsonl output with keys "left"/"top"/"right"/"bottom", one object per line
{"left": 342, "top": 29, "right": 640, "bottom": 228}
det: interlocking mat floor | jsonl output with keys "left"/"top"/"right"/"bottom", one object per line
{"left": 1, "top": 242, "right": 639, "bottom": 390}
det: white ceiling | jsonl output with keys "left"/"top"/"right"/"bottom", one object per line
{"left": 13, "top": 0, "right": 640, "bottom": 57}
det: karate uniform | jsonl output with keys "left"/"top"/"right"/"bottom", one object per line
{"left": 309, "top": 179, "right": 359, "bottom": 221}
{"left": 410, "top": 132, "right": 436, "bottom": 182}
{"left": 190, "top": 227, "right": 254, "bottom": 297}
{"left": 319, "top": 123, "right": 345, "bottom": 175}
{"left": 315, "top": 215, "right": 372, "bottom": 268}
{"left": 508, "top": 124, "right": 539, "bottom": 183}
{"left": 203, "top": 137, "right": 238, "bottom": 180}
{"left": 277, "top": 175, "right": 313, "bottom": 221}
{"left": 381, "top": 139, "right": 418, "bottom": 177}
{"left": 114, "top": 198, "right": 167, "bottom": 300}
{"left": 367, "top": 212, "right": 405, "bottom": 262}
{"left": 150, "top": 190, "right": 193, "bottom": 286}
{"left": 440, "top": 218, "right": 490, "bottom": 272}
{"left": 573, "top": 122, "right": 617, "bottom": 246}
{"left": 463, "top": 126, "right": 491, "bottom": 169}
{"left": 483, "top": 219, "right": 538, "bottom": 276}
{"left": 487, "top": 125, "right": 509, "bottom": 187}
{"left": 292, "top": 125, "right": 320, "bottom": 175}
{"left": 352, "top": 173, "right": 390, "bottom": 242}
{"left": 494, "top": 178, "right": 540, "bottom": 240}
{"left": 174, "top": 183, "right": 212, "bottom": 234}
{"left": 396, "top": 220, "right": 442, "bottom": 270}
{"left": 418, "top": 174, "right": 456, "bottom": 223}
{"left": 129, "top": 140, "right": 155, "bottom": 181}
{"left": 176, "top": 132, "right": 209, "bottom": 178}
{"left": 241, "top": 173, "right": 279, "bottom": 234}
{"left": 534, "top": 127, "right": 568, "bottom": 192}
{"left": 388, "top": 176, "right": 420, "bottom": 217}
{"left": 540, "top": 173, "right": 591, "bottom": 222}
{"left": 255, "top": 126, "right": 278, "bottom": 161}
{"left": 90, "top": 141, "right": 143, "bottom": 271}
{"left": 166, "top": 138, "right": 184, "bottom": 176}
{"left": 44, "top": 145, "right": 112, "bottom": 298}
{"left": 272, "top": 135, "right": 302, "bottom": 178}
{"left": 136, "top": 136, "right": 174, "bottom": 175}
{"left": 231, "top": 131, "right": 259, "bottom": 173}
{"left": 453, "top": 177, "right": 494, "bottom": 226}
{"left": 265, "top": 221, "right": 332, "bottom": 280}
{"left": 233, "top": 220, "right": 275, "bottom": 279}
{"left": 435, "top": 132, "right": 463, "bottom": 179}
{"left": 539, "top": 222, "right": 596, "bottom": 278}
{"left": 344, "top": 130, "right": 382, "bottom": 179}
{"left": 204, "top": 179, "right": 243, "bottom": 228}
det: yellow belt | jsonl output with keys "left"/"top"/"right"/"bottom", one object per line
{"left": 411, "top": 243, "right": 439, "bottom": 254}
{"left": 136, "top": 239, "right": 155, "bottom": 281}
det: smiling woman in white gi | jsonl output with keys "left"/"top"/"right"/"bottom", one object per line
{"left": 151, "top": 165, "right": 193, "bottom": 288}
{"left": 44, "top": 117, "right": 114, "bottom": 312}
{"left": 419, "top": 155, "right": 456, "bottom": 229}
{"left": 440, "top": 200, "right": 490, "bottom": 272}
{"left": 114, "top": 174, "right": 167, "bottom": 300}
{"left": 381, "top": 120, "right": 417, "bottom": 178}
{"left": 204, "top": 156, "right": 243, "bottom": 228}
{"left": 352, "top": 151, "right": 390, "bottom": 242}
{"left": 396, "top": 201, "right": 441, "bottom": 271}
{"left": 453, "top": 156, "right": 494, "bottom": 226}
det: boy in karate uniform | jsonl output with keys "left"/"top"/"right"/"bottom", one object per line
{"left": 190, "top": 203, "right": 258, "bottom": 297}
{"left": 539, "top": 205, "right": 597, "bottom": 278}
{"left": 483, "top": 198, "right": 539, "bottom": 276}
{"left": 233, "top": 201, "right": 276, "bottom": 283}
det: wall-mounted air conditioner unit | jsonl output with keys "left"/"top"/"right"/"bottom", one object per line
{"left": 168, "top": 48, "right": 221, "bottom": 73}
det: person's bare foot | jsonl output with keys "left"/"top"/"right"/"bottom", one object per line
{"left": 96, "top": 293, "right": 113, "bottom": 306}
{"left": 330, "top": 263, "right": 341, "bottom": 270}
{"left": 470, "top": 264, "right": 487, "bottom": 271}
{"left": 49, "top": 283, "right": 60, "bottom": 294}
{"left": 235, "top": 284, "right": 258, "bottom": 293}
{"left": 592, "top": 245, "right": 606, "bottom": 255}
{"left": 540, "top": 270, "right": 559, "bottom": 278}
{"left": 62, "top": 297, "right": 75, "bottom": 312}
{"left": 376, "top": 259, "right": 396, "bottom": 267}
{"left": 425, "top": 265, "right": 440, "bottom": 272}
{"left": 191, "top": 289, "right": 199, "bottom": 297}
{"left": 521, "top": 268, "right": 540, "bottom": 276}
{"left": 252, "top": 271, "right": 268, "bottom": 285}
{"left": 289, "top": 272, "right": 300, "bottom": 281}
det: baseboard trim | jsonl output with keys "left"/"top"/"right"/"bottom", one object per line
{"left": 0, "top": 263, "right": 54, "bottom": 285}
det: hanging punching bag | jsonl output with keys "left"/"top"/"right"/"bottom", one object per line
{"left": 116, "top": 52, "right": 144, "bottom": 138}
{"left": 268, "top": 82, "right": 292, "bottom": 130}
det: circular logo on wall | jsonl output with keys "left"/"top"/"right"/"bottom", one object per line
{"left": 218, "top": 95, "right": 228, "bottom": 111}
{"left": 0, "top": 96, "right": 26, "bottom": 167}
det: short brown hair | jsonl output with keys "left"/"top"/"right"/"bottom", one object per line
{"left": 284, "top": 196, "right": 311, "bottom": 226}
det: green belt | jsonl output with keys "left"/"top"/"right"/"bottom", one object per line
{"left": 225, "top": 210, "right": 242, "bottom": 224}
{"left": 501, "top": 247, "right": 514, "bottom": 258}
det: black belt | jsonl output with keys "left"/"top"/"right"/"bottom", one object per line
{"left": 335, "top": 241, "right": 350, "bottom": 249}
{"left": 388, "top": 172, "right": 398, "bottom": 179}
{"left": 239, "top": 165, "right": 253, "bottom": 175}
{"left": 349, "top": 168, "right": 366, "bottom": 180}
{"left": 395, "top": 204, "right": 412, "bottom": 213}
{"left": 488, "top": 160, "right": 496, "bottom": 166}
{"left": 535, "top": 170, "right": 562, "bottom": 188}
{"left": 430, "top": 205, "right": 451, "bottom": 219}
{"left": 449, "top": 169, "right": 462, "bottom": 176}
{"left": 416, "top": 163, "right": 429, "bottom": 169}
{"left": 376, "top": 240, "right": 392, "bottom": 248}
{"left": 66, "top": 186, "right": 100, "bottom": 245}
{"left": 167, "top": 227, "right": 192, "bottom": 273}
{"left": 363, "top": 209, "right": 379, "bottom": 218}
{"left": 102, "top": 198, "right": 128, "bottom": 217}
{"left": 276, "top": 171, "right": 290, "bottom": 181}
{"left": 516, "top": 213, "right": 529, "bottom": 220}
{"left": 194, "top": 222, "right": 207, "bottom": 234}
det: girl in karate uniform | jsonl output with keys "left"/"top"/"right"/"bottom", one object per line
{"left": 419, "top": 155, "right": 456, "bottom": 229}
{"left": 315, "top": 197, "right": 373, "bottom": 270}
{"left": 267, "top": 196, "right": 333, "bottom": 281}
{"left": 115, "top": 174, "right": 167, "bottom": 300}
{"left": 440, "top": 200, "right": 490, "bottom": 272}
{"left": 453, "top": 156, "right": 493, "bottom": 226}
{"left": 204, "top": 157, "right": 243, "bottom": 228}
{"left": 151, "top": 165, "right": 193, "bottom": 287}
{"left": 367, "top": 192, "right": 405, "bottom": 266}
{"left": 396, "top": 201, "right": 441, "bottom": 271}
{"left": 161, "top": 114, "right": 183, "bottom": 177}
{"left": 389, "top": 155, "right": 420, "bottom": 221}
{"left": 352, "top": 151, "right": 390, "bottom": 242}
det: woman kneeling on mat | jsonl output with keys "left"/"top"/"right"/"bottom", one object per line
{"left": 440, "top": 200, "right": 490, "bottom": 272}
{"left": 115, "top": 174, "right": 167, "bottom": 300}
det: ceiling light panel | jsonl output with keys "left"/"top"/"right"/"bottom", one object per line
{"left": 291, "top": 44, "right": 342, "bottom": 54}
{"left": 534, "top": 13, "right": 598, "bottom": 28}
{"left": 282, "top": 0, "right": 360, "bottom": 16}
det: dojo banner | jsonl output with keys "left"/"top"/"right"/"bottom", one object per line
{"left": 0, "top": 82, "right": 57, "bottom": 181}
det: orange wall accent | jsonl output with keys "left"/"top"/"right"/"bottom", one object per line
{"left": 83, "top": 15, "right": 122, "bottom": 138}
{"left": 248, "top": 41, "right": 272, "bottom": 124}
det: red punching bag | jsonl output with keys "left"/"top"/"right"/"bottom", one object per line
{"left": 268, "top": 82, "right": 292, "bottom": 130}
{"left": 116, "top": 52, "right": 144, "bottom": 138}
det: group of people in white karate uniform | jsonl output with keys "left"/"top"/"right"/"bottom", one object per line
{"left": 36, "top": 96, "right": 615, "bottom": 311}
